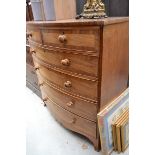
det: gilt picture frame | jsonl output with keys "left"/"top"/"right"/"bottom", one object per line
{"left": 121, "top": 118, "right": 129, "bottom": 152}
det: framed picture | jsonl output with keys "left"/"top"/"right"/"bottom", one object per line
{"left": 112, "top": 109, "right": 129, "bottom": 151}
{"left": 121, "top": 117, "right": 129, "bottom": 152}
{"left": 116, "top": 112, "right": 129, "bottom": 153}
{"left": 97, "top": 88, "right": 129, "bottom": 155}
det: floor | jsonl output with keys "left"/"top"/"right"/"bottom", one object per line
{"left": 26, "top": 88, "right": 129, "bottom": 155}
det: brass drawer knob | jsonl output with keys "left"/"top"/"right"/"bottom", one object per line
{"left": 61, "top": 59, "right": 70, "bottom": 66}
{"left": 58, "top": 34, "right": 67, "bottom": 43}
{"left": 66, "top": 101, "right": 74, "bottom": 107}
{"left": 64, "top": 81, "right": 72, "bottom": 88}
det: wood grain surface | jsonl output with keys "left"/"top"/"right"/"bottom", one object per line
{"left": 100, "top": 22, "right": 129, "bottom": 110}
{"left": 27, "top": 17, "right": 128, "bottom": 27}
{"left": 42, "top": 91, "right": 97, "bottom": 139}
{"left": 40, "top": 82, "right": 97, "bottom": 122}
{"left": 31, "top": 46, "right": 99, "bottom": 77}
{"left": 36, "top": 64, "right": 98, "bottom": 101}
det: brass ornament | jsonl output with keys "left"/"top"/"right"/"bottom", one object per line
{"left": 77, "top": 0, "right": 107, "bottom": 19}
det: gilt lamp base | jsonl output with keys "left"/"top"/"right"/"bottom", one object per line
{"left": 76, "top": 0, "right": 107, "bottom": 19}
{"left": 81, "top": 11, "right": 107, "bottom": 19}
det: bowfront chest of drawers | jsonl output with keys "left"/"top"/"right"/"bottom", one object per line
{"left": 27, "top": 17, "right": 129, "bottom": 151}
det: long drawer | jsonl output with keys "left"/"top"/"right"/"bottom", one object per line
{"left": 41, "top": 27, "right": 100, "bottom": 52}
{"left": 42, "top": 91, "right": 97, "bottom": 138}
{"left": 35, "top": 62, "right": 98, "bottom": 101}
{"left": 40, "top": 82, "right": 97, "bottom": 122}
{"left": 31, "top": 46, "right": 99, "bottom": 77}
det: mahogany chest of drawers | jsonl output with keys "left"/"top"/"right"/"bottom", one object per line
{"left": 27, "top": 17, "right": 129, "bottom": 151}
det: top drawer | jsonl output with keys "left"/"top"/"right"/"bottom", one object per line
{"left": 41, "top": 27, "right": 100, "bottom": 52}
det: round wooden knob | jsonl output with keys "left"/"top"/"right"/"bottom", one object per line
{"left": 42, "top": 97, "right": 48, "bottom": 107}
{"left": 30, "top": 48, "right": 36, "bottom": 54}
{"left": 70, "top": 118, "right": 76, "bottom": 124}
{"left": 64, "top": 81, "right": 72, "bottom": 88}
{"left": 26, "top": 32, "right": 32, "bottom": 38}
{"left": 34, "top": 67, "right": 39, "bottom": 71}
{"left": 66, "top": 101, "right": 74, "bottom": 107}
{"left": 38, "top": 82, "right": 44, "bottom": 87}
{"left": 43, "top": 97, "right": 48, "bottom": 102}
{"left": 61, "top": 59, "right": 70, "bottom": 66}
{"left": 58, "top": 34, "right": 67, "bottom": 43}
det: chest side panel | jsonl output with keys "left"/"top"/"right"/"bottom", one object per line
{"left": 100, "top": 22, "right": 129, "bottom": 110}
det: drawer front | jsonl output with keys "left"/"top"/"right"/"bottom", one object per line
{"left": 41, "top": 27, "right": 100, "bottom": 52}
{"left": 40, "top": 82, "right": 97, "bottom": 122}
{"left": 27, "top": 28, "right": 42, "bottom": 43}
{"left": 31, "top": 46, "right": 99, "bottom": 77}
{"left": 42, "top": 91, "right": 97, "bottom": 138}
{"left": 35, "top": 62, "right": 98, "bottom": 102}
